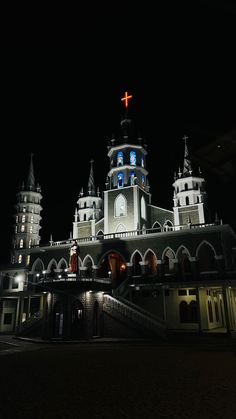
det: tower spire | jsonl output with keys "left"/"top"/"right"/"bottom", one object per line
{"left": 27, "top": 154, "right": 35, "bottom": 190}
{"left": 87, "top": 159, "right": 95, "bottom": 195}
{"left": 182, "top": 135, "right": 192, "bottom": 176}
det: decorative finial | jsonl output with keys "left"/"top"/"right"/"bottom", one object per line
{"left": 27, "top": 153, "right": 35, "bottom": 190}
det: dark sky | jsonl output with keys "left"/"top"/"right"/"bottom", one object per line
{"left": 1, "top": 2, "right": 236, "bottom": 264}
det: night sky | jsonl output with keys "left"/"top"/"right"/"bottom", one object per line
{"left": 1, "top": 2, "right": 236, "bottom": 264}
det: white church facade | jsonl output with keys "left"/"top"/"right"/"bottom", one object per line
{"left": 1, "top": 97, "right": 236, "bottom": 339}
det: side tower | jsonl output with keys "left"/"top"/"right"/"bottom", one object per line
{"left": 12, "top": 154, "right": 42, "bottom": 265}
{"left": 73, "top": 160, "right": 103, "bottom": 239}
{"left": 104, "top": 92, "right": 151, "bottom": 234}
{"left": 172, "top": 136, "right": 209, "bottom": 227}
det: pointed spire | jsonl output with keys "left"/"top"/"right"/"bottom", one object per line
{"left": 27, "top": 154, "right": 35, "bottom": 190}
{"left": 87, "top": 159, "right": 95, "bottom": 196}
{"left": 182, "top": 135, "right": 192, "bottom": 176}
{"left": 49, "top": 234, "right": 53, "bottom": 246}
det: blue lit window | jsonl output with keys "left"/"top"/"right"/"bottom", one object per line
{"left": 130, "top": 151, "right": 136, "bottom": 166}
{"left": 130, "top": 171, "right": 135, "bottom": 185}
{"left": 117, "top": 172, "right": 124, "bottom": 188}
{"left": 141, "top": 175, "right": 145, "bottom": 188}
{"left": 117, "top": 151, "right": 123, "bottom": 166}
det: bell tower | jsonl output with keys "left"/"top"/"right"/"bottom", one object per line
{"left": 104, "top": 92, "right": 151, "bottom": 235}
{"left": 172, "top": 136, "right": 209, "bottom": 227}
{"left": 12, "top": 154, "right": 42, "bottom": 265}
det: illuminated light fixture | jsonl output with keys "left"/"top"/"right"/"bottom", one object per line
{"left": 64, "top": 268, "right": 68, "bottom": 272}
{"left": 36, "top": 273, "right": 40, "bottom": 277}
{"left": 15, "top": 274, "right": 24, "bottom": 283}
{"left": 42, "top": 270, "right": 46, "bottom": 274}
{"left": 58, "top": 275, "right": 62, "bottom": 279}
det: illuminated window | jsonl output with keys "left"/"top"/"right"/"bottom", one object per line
{"left": 30, "top": 216, "right": 34, "bottom": 223}
{"left": 30, "top": 226, "right": 33, "bottom": 233}
{"left": 117, "top": 151, "right": 123, "bottom": 166}
{"left": 16, "top": 216, "right": 18, "bottom": 223}
{"left": 141, "top": 175, "right": 145, "bottom": 188}
{"left": 141, "top": 156, "right": 144, "bottom": 167}
{"left": 19, "top": 239, "right": 24, "bottom": 248}
{"left": 23, "top": 207, "right": 26, "bottom": 212}
{"left": 115, "top": 194, "right": 127, "bottom": 217}
{"left": 21, "top": 225, "right": 25, "bottom": 232}
{"left": 18, "top": 254, "right": 22, "bottom": 263}
{"left": 15, "top": 226, "right": 17, "bottom": 233}
{"left": 29, "top": 239, "right": 32, "bottom": 248}
{"left": 130, "top": 171, "right": 135, "bottom": 185}
{"left": 130, "top": 151, "right": 136, "bottom": 166}
{"left": 22, "top": 215, "right": 25, "bottom": 223}
{"left": 24, "top": 196, "right": 27, "bottom": 202}
{"left": 117, "top": 172, "right": 124, "bottom": 188}
{"left": 26, "top": 255, "right": 30, "bottom": 266}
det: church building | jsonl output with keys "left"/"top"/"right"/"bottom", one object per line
{"left": 1, "top": 92, "right": 236, "bottom": 340}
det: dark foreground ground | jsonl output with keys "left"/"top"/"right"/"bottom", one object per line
{"left": 1, "top": 336, "right": 236, "bottom": 419}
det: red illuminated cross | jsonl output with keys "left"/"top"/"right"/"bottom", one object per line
{"left": 121, "top": 91, "right": 132, "bottom": 108}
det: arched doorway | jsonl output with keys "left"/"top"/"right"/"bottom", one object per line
{"left": 53, "top": 301, "right": 63, "bottom": 337}
{"left": 71, "top": 300, "right": 84, "bottom": 338}
{"left": 132, "top": 252, "right": 142, "bottom": 276}
{"left": 145, "top": 250, "right": 157, "bottom": 275}
{"left": 99, "top": 252, "right": 126, "bottom": 286}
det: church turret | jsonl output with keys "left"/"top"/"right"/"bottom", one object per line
{"left": 172, "top": 136, "right": 209, "bottom": 227}
{"left": 12, "top": 154, "right": 42, "bottom": 265}
{"left": 104, "top": 92, "right": 151, "bottom": 235}
{"left": 73, "top": 160, "right": 103, "bottom": 239}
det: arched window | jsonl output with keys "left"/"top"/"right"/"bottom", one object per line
{"left": 115, "top": 224, "right": 126, "bottom": 235}
{"left": 189, "top": 301, "right": 198, "bottom": 322}
{"left": 179, "top": 301, "right": 189, "bottom": 322}
{"left": 12, "top": 273, "right": 19, "bottom": 289}
{"left": 23, "top": 196, "right": 27, "bottom": 202}
{"left": 115, "top": 194, "right": 126, "bottom": 217}
{"left": 30, "top": 226, "right": 33, "bottom": 233}
{"left": 215, "top": 301, "right": 219, "bottom": 322}
{"left": 19, "top": 239, "right": 24, "bottom": 248}
{"left": 21, "top": 225, "right": 25, "bottom": 232}
{"left": 84, "top": 202, "right": 86, "bottom": 208}
{"left": 141, "top": 156, "right": 144, "bottom": 167}
{"left": 141, "top": 196, "right": 146, "bottom": 220}
{"left": 186, "top": 196, "right": 189, "bottom": 205}
{"left": 117, "top": 151, "right": 123, "bottom": 166}
{"left": 185, "top": 183, "right": 188, "bottom": 190}
{"left": 130, "top": 150, "right": 136, "bottom": 166}
{"left": 22, "top": 215, "right": 25, "bottom": 223}
{"left": 197, "top": 196, "right": 199, "bottom": 203}
{"left": 117, "top": 172, "right": 124, "bottom": 188}
{"left": 30, "top": 216, "right": 34, "bottom": 223}
{"left": 141, "top": 175, "right": 145, "bottom": 188}
{"left": 84, "top": 214, "right": 86, "bottom": 221}
{"left": 130, "top": 171, "right": 135, "bottom": 185}
{"left": 208, "top": 301, "right": 214, "bottom": 322}
{"left": 18, "top": 254, "right": 22, "bottom": 263}
{"left": 163, "top": 249, "right": 175, "bottom": 273}
{"left": 29, "top": 239, "right": 32, "bottom": 248}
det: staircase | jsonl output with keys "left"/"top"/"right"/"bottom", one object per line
{"left": 103, "top": 294, "right": 166, "bottom": 338}
{"left": 15, "top": 311, "right": 43, "bottom": 337}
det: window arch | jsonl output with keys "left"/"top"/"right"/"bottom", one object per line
{"left": 130, "top": 171, "right": 135, "bottom": 185}
{"left": 115, "top": 194, "right": 127, "bottom": 217}
{"left": 186, "top": 196, "right": 189, "bottom": 205}
{"left": 19, "top": 239, "right": 24, "bottom": 248}
{"left": 130, "top": 150, "right": 136, "bottom": 166}
{"left": 152, "top": 221, "right": 162, "bottom": 231}
{"left": 117, "top": 151, "right": 124, "bottom": 166}
{"left": 115, "top": 224, "right": 126, "bottom": 235}
{"left": 84, "top": 214, "right": 86, "bottom": 221}
{"left": 185, "top": 183, "right": 188, "bottom": 190}
{"left": 117, "top": 172, "right": 124, "bottom": 188}
{"left": 162, "top": 248, "right": 175, "bottom": 274}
